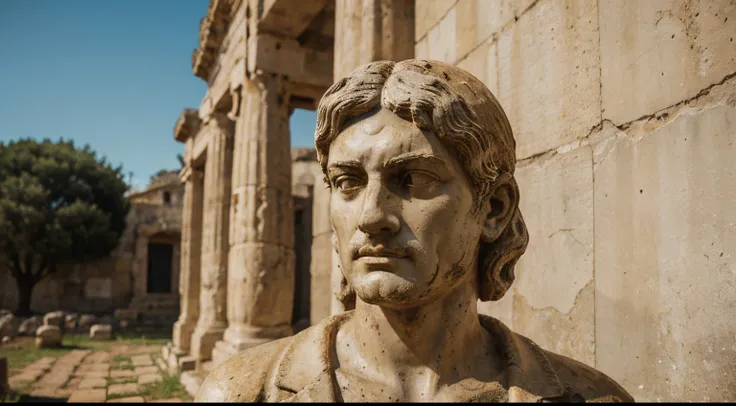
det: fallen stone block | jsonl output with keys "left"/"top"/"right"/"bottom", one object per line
{"left": 43, "top": 311, "right": 65, "bottom": 328}
{"left": 89, "top": 324, "right": 112, "bottom": 340}
{"left": 1, "top": 336, "right": 11, "bottom": 344}
{"left": 17, "top": 316, "right": 42, "bottom": 336}
{"left": 35, "top": 325, "right": 62, "bottom": 348}
{"left": 0, "top": 314, "right": 19, "bottom": 338}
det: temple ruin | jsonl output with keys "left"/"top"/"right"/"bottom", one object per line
{"left": 167, "top": 0, "right": 736, "bottom": 402}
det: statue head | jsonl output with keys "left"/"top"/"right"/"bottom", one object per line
{"left": 315, "top": 60, "right": 528, "bottom": 308}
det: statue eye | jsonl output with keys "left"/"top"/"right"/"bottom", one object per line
{"left": 335, "top": 175, "right": 363, "bottom": 192}
{"left": 402, "top": 172, "right": 438, "bottom": 188}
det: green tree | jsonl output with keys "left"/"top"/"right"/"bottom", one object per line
{"left": 0, "top": 138, "right": 130, "bottom": 316}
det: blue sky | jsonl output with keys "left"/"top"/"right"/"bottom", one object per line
{"left": 0, "top": 1, "right": 317, "bottom": 190}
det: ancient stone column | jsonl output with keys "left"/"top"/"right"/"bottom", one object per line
{"left": 170, "top": 167, "right": 204, "bottom": 358}
{"left": 189, "top": 113, "right": 234, "bottom": 364}
{"left": 211, "top": 72, "right": 295, "bottom": 366}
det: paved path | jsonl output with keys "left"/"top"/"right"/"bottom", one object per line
{"left": 8, "top": 346, "right": 184, "bottom": 403}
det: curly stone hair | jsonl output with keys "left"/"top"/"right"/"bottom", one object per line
{"left": 315, "top": 59, "right": 528, "bottom": 302}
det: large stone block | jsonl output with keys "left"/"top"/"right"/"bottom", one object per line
{"left": 415, "top": 0, "right": 456, "bottom": 41}
{"left": 425, "top": 6, "right": 457, "bottom": 64}
{"left": 457, "top": 39, "right": 497, "bottom": 94}
{"left": 454, "top": 0, "right": 537, "bottom": 61}
{"left": 600, "top": 0, "right": 736, "bottom": 125}
{"left": 510, "top": 146, "right": 595, "bottom": 365}
{"left": 496, "top": 0, "right": 601, "bottom": 159}
{"left": 35, "top": 325, "right": 62, "bottom": 348}
{"left": 593, "top": 102, "right": 736, "bottom": 401}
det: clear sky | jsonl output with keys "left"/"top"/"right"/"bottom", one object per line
{"left": 0, "top": 1, "right": 317, "bottom": 191}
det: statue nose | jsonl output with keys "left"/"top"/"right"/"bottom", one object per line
{"left": 357, "top": 181, "right": 400, "bottom": 235}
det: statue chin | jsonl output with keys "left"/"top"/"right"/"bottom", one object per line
{"left": 350, "top": 273, "right": 425, "bottom": 309}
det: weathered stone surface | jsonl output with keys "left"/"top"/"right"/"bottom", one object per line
{"left": 83, "top": 351, "right": 111, "bottom": 364}
{"left": 510, "top": 147, "right": 595, "bottom": 365}
{"left": 0, "top": 314, "right": 19, "bottom": 338}
{"left": 43, "top": 311, "right": 65, "bottom": 328}
{"left": 496, "top": 0, "right": 601, "bottom": 159}
{"left": 89, "top": 324, "right": 112, "bottom": 340}
{"left": 424, "top": 6, "right": 457, "bottom": 64}
{"left": 594, "top": 101, "right": 736, "bottom": 401}
{"left": 108, "top": 396, "right": 146, "bottom": 403}
{"left": 76, "top": 377, "right": 107, "bottom": 389}
{"left": 67, "top": 388, "right": 106, "bottom": 402}
{"left": 333, "top": 0, "right": 414, "bottom": 80}
{"left": 110, "top": 369, "right": 137, "bottom": 378}
{"left": 415, "top": 0, "right": 455, "bottom": 40}
{"left": 454, "top": 0, "right": 537, "bottom": 60}
{"left": 1, "top": 336, "right": 11, "bottom": 344}
{"left": 35, "top": 325, "right": 62, "bottom": 348}
{"left": 17, "top": 316, "right": 42, "bottom": 336}
{"left": 131, "top": 355, "right": 153, "bottom": 366}
{"left": 189, "top": 114, "right": 233, "bottom": 363}
{"left": 107, "top": 382, "right": 139, "bottom": 396}
{"left": 138, "top": 373, "right": 163, "bottom": 385}
{"left": 600, "top": 0, "right": 736, "bottom": 125}
{"left": 172, "top": 169, "right": 203, "bottom": 355}
{"left": 77, "top": 363, "right": 109, "bottom": 373}
{"left": 134, "top": 366, "right": 158, "bottom": 375}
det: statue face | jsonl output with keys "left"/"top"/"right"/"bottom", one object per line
{"left": 328, "top": 108, "right": 486, "bottom": 308}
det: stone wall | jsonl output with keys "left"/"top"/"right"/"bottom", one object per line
{"left": 0, "top": 177, "right": 185, "bottom": 316}
{"left": 415, "top": 0, "right": 735, "bottom": 401}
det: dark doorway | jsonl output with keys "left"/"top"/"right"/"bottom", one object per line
{"left": 147, "top": 243, "right": 173, "bottom": 293}
{"left": 292, "top": 198, "right": 312, "bottom": 332}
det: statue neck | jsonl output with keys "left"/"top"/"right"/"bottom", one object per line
{"left": 338, "top": 276, "right": 497, "bottom": 387}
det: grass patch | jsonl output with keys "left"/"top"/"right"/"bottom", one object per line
{"left": 106, "top": 391, "right": 142, "bottom": 400}
{"left": 139, "top": 373, "right": 192, "bottom": 401}
{"left": 112, "top": 355, "right": 131, "bottom": 364}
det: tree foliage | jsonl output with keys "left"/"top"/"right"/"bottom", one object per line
{"left": 0, "top": 138, "right": 130, "bottom": 315}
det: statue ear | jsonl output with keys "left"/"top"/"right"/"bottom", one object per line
{"left": 481, "top": 173, "right": 519, "bottom": 243}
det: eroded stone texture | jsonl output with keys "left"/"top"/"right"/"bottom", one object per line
{"left": 496, "top": 0, "right": 601, "bottom": 160}
{"left": 172, "top": 168, "right": 204, "bottom": 356}
{"left": 35, "top": 325, "right": 62, "bottom": 348}
{"left": 600, "top": 0, "right": 736, "bottom": 125}
{"left": 507, "top": 147, "right": 595, "bottom": 365}
{"left": 213, "top": 73, "right": 295, "bottom": 366}
{"left": 333, "top": 0, "right": 414, "bottom": 80}
{"left": 594, "top": 99, "right": 736, "bottom": 401}
{"left": 190, "top": 113, "right": 234, "bottom": 363}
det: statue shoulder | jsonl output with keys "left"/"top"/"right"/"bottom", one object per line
{"left": 543, "top": 350, "right": 635, "bottom": 402}
{"left": 194, "top": 337, "right": 291, "bottom": 402}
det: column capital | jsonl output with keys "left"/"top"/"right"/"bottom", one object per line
{"left": 203, "top": 111, "right": 235, "bottom": 134}
{"left": 180, "top": 166, "right": 204, "bottom": 183}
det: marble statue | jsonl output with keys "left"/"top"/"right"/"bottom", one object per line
{"left": 195, "top": 60, "right": 634, "bottom": 403}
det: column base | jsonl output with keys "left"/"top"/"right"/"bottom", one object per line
{"left": 189, "top": 325, "right": 226, "bottom": 366}
{"left": 211, "top": 324, "right": 293, "bottom": 367}
{"left": 162, "top": 342, "right": 195, "bottom": 374}
{"left": 172, "top": 318, "right": 196, "bottom": 354}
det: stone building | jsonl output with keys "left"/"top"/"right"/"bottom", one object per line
{"left": 0, "top": 171, "right": 184, "bottom": 318}
{"left": 170, "top": 0, "right": 736, "bottom": 402}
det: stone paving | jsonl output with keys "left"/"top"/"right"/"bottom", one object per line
{"left": 8, "top": 348, "right": 185, "bottom": 403}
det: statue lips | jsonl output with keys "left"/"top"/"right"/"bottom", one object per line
{"left": 354, "top": 245, "right": 409, "bottom": 269}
